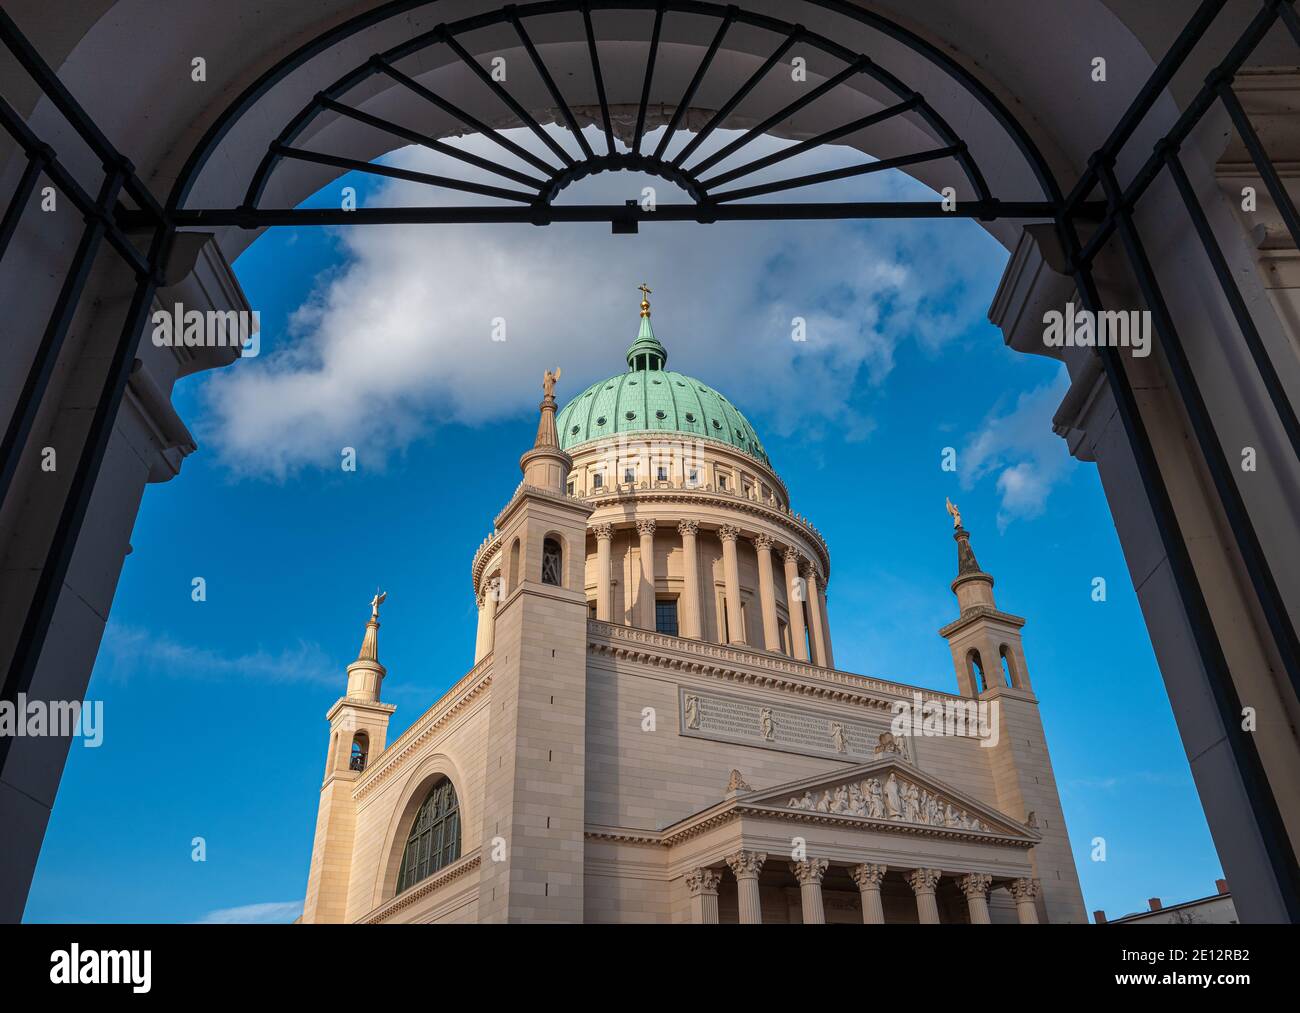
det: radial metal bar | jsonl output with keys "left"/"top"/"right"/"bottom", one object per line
{"left": 690, "top": 59, "right": 865, "bottom": 177}
{"left": 271, "top": 144, "right": 537, "bottom": 203}
{"left": 317, "top": 97, "right": 548, "bottom": 190}
{"left": 582, "top": 3, "right": 616, "bottom": 154}
{"left": 439, "top": 27, "right": 574, "bottom": 167}
{"left": 1097, "top": 160, "right": 1300, "bottom": 705}
{"left": 1165, "top": 150, "right": 1300, "bottom": 462}
{"left": 632, "top": 4, "right": 665, "bottom": 154}
{"left": 1217, "top": 82, "right": 1300, "bottom": 254}
{"left": 651, "top": 8, "right": 735, "bottom": 160}
{"left": 508, "top": 9, "right": 595, "bottom": 160}
{"left": 710, "top": 146, "right": 958, "bottom": 203}
{"left": 700, "top": 96, "right": 919, "bottom": 190}
{"left": 673, "top": 27, "right": 800, "bottom": 169}
{"left": 0, "top": 154, "right": 44, "bottom": 263}
{"left": 375, "top": 59, "right": 559, "bottom": 177}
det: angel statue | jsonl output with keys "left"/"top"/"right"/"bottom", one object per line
{"left": 543, "top": 367, "right": 562, "bottom": 398}
{"left": 369, "top": 589, "right": 387, "bottom": 619}
{"left": 945, "top": 497, "right": 962, "bottom": 530}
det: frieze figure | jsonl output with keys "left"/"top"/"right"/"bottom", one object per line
{"left": 830, "top": 721, "right": 847, "bottom": 754}
{"left": 759, "top": 707, "right": 776, "bottom": 741}
{"left": 684, "top": 694, "right": 700, "bottom": 730}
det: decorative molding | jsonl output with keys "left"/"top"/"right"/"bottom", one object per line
{"left": 359, "top": 851, "right": 481, "bottom": 923}
{"left": 785, "top": 771, "right": 990, "bottom": 832}
{"left": 725, "top": 768, "right": 752, "bottom": 793}
{"left": 939, "top": 604, "right": 1027, "bottom": 637}
{"left": 352, "top": 657, "right": 494, "bottom": 801}
{"left": 685, "top": 867, "right": 723, "bottom": 896}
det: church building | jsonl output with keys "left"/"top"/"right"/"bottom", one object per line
{"left": 300, "top": 289, "right": 1086, "bottom": 924}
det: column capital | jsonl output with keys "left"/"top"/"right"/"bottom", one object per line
{"left": 959, "top": 873, "right": 993, "bottom": 899}
{"left": 592, "top": 522, "right": 614, "bottom": 541}
{"left": 677, "top": 519, "right": 700, "bottom": 537}
{"left": 799, "top": 558, "right": 821, "bottom": 582}
{"left": 635, "top": 518, "right": 657, "bottom": 537}
{"left": 782, "top": 545, "right": 803, "bottom": 565}
{"left": 907, "top": 868, "right": 942, "bottom": 895}
{"left": 1010, "top": 877, "right": 1041, "bottom": 902}
{"left": 685, "top": 867, "right": 722, "bottom": 897}
{"left": 725, "top": 849, "right": 767, "bottom": 880}
{"left": 789, "top": 858, "right": 829, "bottom": 886}
{"left": 753, "top": 533, "right": 775, "bottom": 551}
{"left": 851, "top": 863, "right": 887, "bottom": 889}
{"left": 718, "top": 523, "right": 741, "bottom": 544}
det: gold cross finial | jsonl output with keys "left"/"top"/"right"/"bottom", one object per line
{"left": 638, "top": 282, "right": 652, "bottom": 317}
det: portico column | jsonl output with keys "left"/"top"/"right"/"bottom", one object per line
{"left": 802, "top": 561, "right": 828, "bottom": 667}
{"left": 960, "top": 873, "right": 993, "bottom": 924}
{"left": 685, "top": 867, "right": 722, "bottom": 924}
{"left": 677, "top": 520, "right": 702, "bottom": 639}
{"left": 474, "top": 578, "right": 499, "bottom": 662}
{"left": 593, "top": 523, "right": 613, "bottom": 622}
{"left": 718, "top": 525, "right": 746, "bottom": 645}
{"left": 908, "top": 868, "right": 943, "bottom": 924}
{"left": 636, "top": 519, "right": 656, "bottom": 630}
{"left": 783, "top": 548, "right": 809, "bottom": 661}
{"left": 753, "top": 534, "right": 781, "bottom": 651}
{"left": 1011, "top": 878, "right": 1041, "bottom": 924}
{"left": 789, "top": 859, "right": 829, "bottom": 924}
{"left": 818, "top": 582, "right": 835, "bottom": 668}
{"left": 725, "top": 850, "right": 767, "bottom": 923}
{"left": 851, "top": 863, "right": 887, "bottom": 924}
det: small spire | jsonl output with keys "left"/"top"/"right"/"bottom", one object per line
{"left": 626, "top": 282, "right": 668, "bottom": 371}
{"left": 533, "top": 367, "right": 562, "bottom": 449}
{"left": 356, "top": 589, "right": 385, "bottom": 663}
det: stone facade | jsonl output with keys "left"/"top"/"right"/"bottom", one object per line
{"left": 301, "top": 303, "right": 1086, "bottom": 924}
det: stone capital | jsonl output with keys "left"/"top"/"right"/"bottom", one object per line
{"left": 677, "top": 519, "right": 700, "bottom": 538}
{"left": 782, "top": 546, "right": 803, "bottom": 565}
{"left": 1010, "top": 877, "right": 1041, "bottom": 902}
{"left": 851, "top": 863, "right": 887, "bottom": 890}
{"left": 718, "top": 523, "right": 741, "bottom": 544}
{"left": 725, "top": 850, "right": 767, "bottom": 881}
{"left": 959, "top": 873, "right": 993, "bottom": 899}
{"left": 789, "top": 858, "right": 829, "bottom": 886}
{"left": 685, "top": 867, "right": 722, "bottom": 897}
{"left": 799, "top": 559, "right": 820, "bottom": 583}
{"left": 635, "top": 518, "right": 657, "bottom": 537}
{"left": 592, "top": 522, "right": 614, "bottom": 541}
{"left": 753, "top": 533, "right": 775, "bottom": 551}
{"left": 907, "top": 868, "right": 942, "bottom": 895}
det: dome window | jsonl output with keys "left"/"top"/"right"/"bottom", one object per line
{"left": 684, "top": 412, "right": 696, "bottom": 423}
{"left": 655, "top": 410, "right": 666, "bottom": 420}
{"left": 628, "top": 380, "right": 638, "bottom": 386}
{"left": 570, "top": 425, "right": 580, "bottom": 435}
{"left": 651, "top": 379, "right": 662, "bottom": 385}
{"left": 712, "top": 419, "right": 722, "bottom": 430}
{"left": 595, "top": 416, "right": 607, "bottom": 426}
{"left": 624, "top": 411, "right": 636, "bottom": 421}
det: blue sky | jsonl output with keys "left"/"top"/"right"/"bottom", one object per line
{"left": 24, "top": 128, "right": 1222, "bottom": 923}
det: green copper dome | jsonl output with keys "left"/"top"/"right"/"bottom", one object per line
{"left": 556, "top": 299, "right": 772, "bottom": 469}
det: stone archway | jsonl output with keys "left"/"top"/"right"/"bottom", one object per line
{"left": 2, "top": 0, "right": 1299, "bottom": 924}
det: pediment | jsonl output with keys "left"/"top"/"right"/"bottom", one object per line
{"left": 736, "top": 758, "right": 1038, "bottom": 842}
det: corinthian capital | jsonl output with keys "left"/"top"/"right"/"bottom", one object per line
{"left": 725, "top": 850, "right": 767, "bottom": 880}
{"left": 718, "top": 524, "right": 741, "bottom": 544}
{"left": 789, "top": 858, "right": 829, "bottom": 886}
{"left": 907, "top": 868, "right": 942, "bottom": 895}
{"left": 635, "top": 519, "right": 657, "bottom": 537}
{"left": 592, "top": 522, "right": 614, "bottom": 541}
{"left": 1010, "top": 877, "right": 1041, "bottom": 902}
{"left": 753, "top": 533, "right": 775, "bottom": 551}
{"left": 851, "top": 863, "right": 887, "bottom": 890}
{"left": 959, "top": 873, "right": 993, "bottom": 899}
{"left": 685, "top": 867, "right": 722, "bottom": 897}
{"left": 677, "top": 519, "right": 700, "bottom": 537}
{"left": 782, "top": 546, "right": 803, "bottom": 565}
{"left": 799, "top": 558, "right": 820, "bottom": 583}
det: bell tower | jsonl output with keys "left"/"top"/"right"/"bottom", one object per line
{"left": 302, "top": 593, "right": 397, "bottom": 923}
{"left": 937, "top": 502, "right": 1086, "bottom": 923}
{"left": 477, "top": 367, "right": 594, "bottom": 922}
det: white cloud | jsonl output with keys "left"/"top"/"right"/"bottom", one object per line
{"left": 960, "top": 368, "right": 1073, "bottom": 528}
{"left": 196, "top": 900, "right": 303, "bottom": 924}
{"left": 203, "top": 127, "right": 1007, "bottom": 477}
{"left": 98, "top": 623, "right": 337, "bottom": 686}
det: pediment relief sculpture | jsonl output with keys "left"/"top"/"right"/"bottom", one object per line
{"left": 787, "top": 771, "right": 991, "bottom": 832}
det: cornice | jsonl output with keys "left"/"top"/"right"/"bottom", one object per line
{"left": 358, "top": 851, "right": 482, "bottom": 923}
{"left": 938, "top": 605, "right": 1026, "bottom": 638}
{"left": 586, "top": 620, "right": 965, "bottom": 708}
{"left": 352, "top": 655, "right": 494, "bottom": 801}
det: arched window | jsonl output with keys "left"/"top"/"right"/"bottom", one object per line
{"left": 507, "top": 538, "right": 520, "bottom": 591}
{"left": 1000, "top": 645, "right": 1018, "bottom": 689}
{"left": 396, "top": 778, "right": 461, "bottom": 894}
{"left": 967, "top": 650, "right": 987, "bottom": 693}
{"left": 349, "top": 732, "right": 368, "bottom": 772}
{"left": 542, "top": 537, "right": 563, "bottom": 586}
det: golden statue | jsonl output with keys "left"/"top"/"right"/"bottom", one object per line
{"left": 542, "top": 367, "right": 562, "bottom": 398}
{"left": 638, "top": 282, "right": 652, "bottom": 317}
{"left": 945, "top": 497, "right": 962, "bottom": 530}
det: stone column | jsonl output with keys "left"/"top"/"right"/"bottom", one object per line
{"left": 593, "top": 523, "right": 613, "bottom": 622}
{"left": 753, "top": 534, "right": 781, "bottom": 651}
{"left": 677, "top": 520, "right": 702, "bottom": 639}
{"left": 789, "top": 859, "right": 829, "bottom": 924}
{"left": 685, "top": 867, "right": 722, "bottom": 924}
{"left": 718, "top": 524, "right": 746, "bottom": 645}
{"left": 851, "top": 863, "right": 887, "bottom": 924}
{"left": 817, "top": 582, "right": 835, "bottom": 668}
{"left": 1011, "top": 878, "right": 1041, "bottom": 924}
{"left": 725, "top": 850, "right": 766, "bottom": 923}
{"left": 960, "top": 873, "right": 993, "bottom": 924}
{"left": 636, "top": 519, "right": 657, "bottom": 630}
{"left": 908, "top": 868, "right": 943, "bottom": 924}
{"left": 802, "top": 561, "right": 828, "bottom": 667}
{"left": 474, "top": 578, "right": 499, "bottom": 662}
{"left": 783, "top": 547, "right": 809, "bottom": 661}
